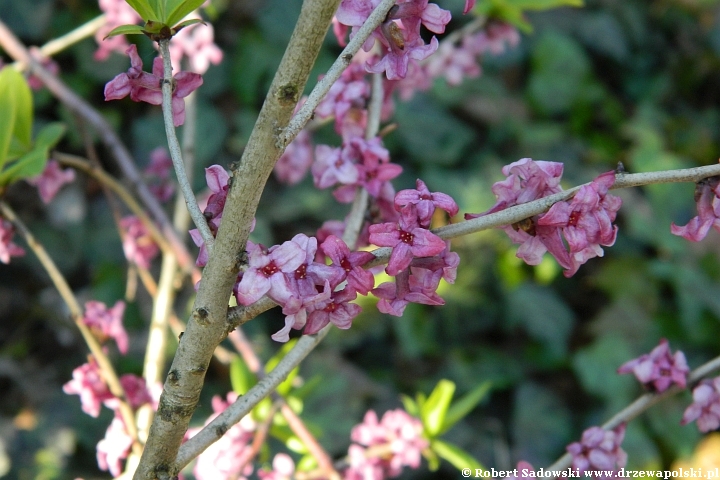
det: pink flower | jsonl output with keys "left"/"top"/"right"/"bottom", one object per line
{"left": 369, "top": 210, "right": 446, "bottom": 276}
{"left": 94, "top": 0, "right": 140, "bottom": 61}
{"left": 27, "top": 160, "right": 75, "bottom": 204}
{"left": 188, "top": 392, "right": 256, "bottom": 480}
{"left": 0, "top": 219, "right": 25, "bottom": 264}
{"left": 395, "top": 179, "right": 458, "bottom": 227}
{"left": 617, "top": 339, "right": 689, "bottom": 392}
{"left": 167, "top": 21, "right": 223, "bottom": 74}
{"left": 537, "top": 171, "right": 622, "bottom": 277}
{"left": 190, "top": 165, "right": 231, "bottom": 266}
{"left": 345, "top": 409, "right": 428, "bottom": 478}
{"left": 681, "top": 377, "right": 720, "bottom": 432}
{"left": 234, "top": 240, "right": 306, "bottom": 306}
{"left": 82, "top": 300, "right": 128, "bottom": 354}
{"left": 63, "top": 360, "right": 113, "bottom": 417}
{"left": 104, "top": 45, "right": 203, "bottom": 126}
{"left": 274, "top": 129, "right": 314, "bottom": 185}
{"left": 312, "top": 144, "right": 359, "bottom": 189}
{"left": 258, "top": 453, "right": 295, "bottom": 480}
{"left": 102, "top": 374, "right": 152, "bottom": 411}
{"left": 322, "top": 235, "right": 375, "bottom": 295}
{"left": 303, "top": 282, "right": 362, "bottom": 334}
{"left": 671, "top": 176, "right": 720, "bottom": 242}
{"left": 566, "top": 424, "right": 627, "bottom": 474}
{"left": 96, "top": 411, "right": 134, "bottom": 477}
{"left": 465, "top": 158, "right": 564, "bottom": 219}
{"left": 144, "top": 147, "right": 175, "bottom": 202}
{"left": 120, "top": 216, "right": 159, "bottom": 269}
{"left": 463, "top": 0, "right": 476, "bottom": 14}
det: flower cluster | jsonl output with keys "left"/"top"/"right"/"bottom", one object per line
{"left": 63, "top": 361, "right": 152, "bottom": 476}
{"left": 335, "top": 0, "right": 451, "bottom": 80}
{"left": 617, "top": 339, "right": 689, "bottom": 393}
{"left": 26, "top": 160, "right": 75, "bottom": 204}
{"left": 95, "top": 0, "right": 141, "bottom": 61}
{"left": 104, "top": 45, "right": 203, "bottom": 126}
{"left": 671, "top": 176, "right": 720, "bottom": 242}
{"left": 187, "top": 392, "right": 257, "bottom": 480}
{"left": 417, "top": 22, "right": 520, "bottom": 93}
{"left": 144, "top": 147, "right": 175, "bottom": 202}
{"left": 466, "top": 158, "right": 622, "bottom": 277}
{"left": 566, "top": 424, "right": 628, "bottom": 474}
{"left": 0, "top": 219, "right": 25, "bottom": 264}
{"left": 370, "top": 179, "right": 459, "bottom": 316}
{"left": 234, "top": 232, "right": 372, "bottom": 341}
{"left": 681, "top": 376, "right": 720, "bottom": 433}
{"left": 258, "top": 453, "right": 295, "bottom": 480}
{"left": 120, "top": 215, "right": 160, "bottom": 269}
{"left": 344, "top": 409, "right": 428, "bottom": 479}
{"left": 82, "top": 300, "right": 129, "bottom": 354}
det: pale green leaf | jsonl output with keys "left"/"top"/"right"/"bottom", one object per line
{"left": 125, "top": 0, "right": 158, "bottom": 21}
{"left": 440, "top": 381, "right": 492, "bottom": 435}
{"left": 172, "top": 18, "right": 205, "bottom": 34}
{"left": 103, "top": 24, "right": 147, "bottom": 39}
{"left": 431, "top": 439, "right": 485, "bottom": 472}
{"left": 166, "top": 0, "right": 206, "bottom": 27}
{"left": 230, "top": 357, "right": 256, "bottom": 395}
{"left": 400, "top": 394, "right": 420, "bottom": 417}
{"left": 420, "top": 379, "right": 455, "bottom": 438}
{"left": 34, "top": 123, "right": 66, "bottom": 150}
{"left": 0, "top": 146, "right": 48, "bottom": 186}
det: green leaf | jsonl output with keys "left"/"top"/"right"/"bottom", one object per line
{"left": 420, "top": 379, "right": 456, "bottom": 438}
{"left": 431, "top": 439, "right": 485, "bottom": 472}
{"left": 166, "top": 0, "right": 206, "bottom": 28}
{"left": 34, "top": 123, "right": 66, "bottom": 150}
{"left": 103, "top": 24, "right": 147, "bottom": 39}
{"left": 125, "top": 0, "right": 158, "bottom": 21}
{"left": 0, "top": 146, "right": 48, "bottom": 186}
{"left": 172, "top": 18, "right": 204, "bottom": 34}
{"left": 400, "top": 394, "right": 420, "bottom": 417}
{"left": 0, "top": 67, "right": 33, "bottom": 169}
{"left": 440, "top": 381, "right": 492, "bottom": 435}
{"left": 230, "top": 357, "right": 257, "bottom": 395}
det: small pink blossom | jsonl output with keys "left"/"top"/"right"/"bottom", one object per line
{"left": 0, "top": 219, "right": 25, "bottom": 264}
{"left": 258, "top": 453, "right": 295, "bottom": 480}
{"left": 274, "top": 129, "right": 314, "bottom": 185}
{"left": 566, "top": 424, "right": 627, "bottom": 474}
{"left": 235, "top": 240, "right": 306, "bottom": 306}
{"left": 617, "top": 339, "right": 689, "bottom": 392}
{"left": 463, "top": 0, "right": 476, "bottom": 14}
{"left": 681, "top": 376, "right": 720, "bottom": 432}
{"left": 369, "top": 210, "right": 446, "bottom": 276}
{"left": 94, "top": 0, "right": 141, "bottom": 61}
{"left": 103, "top": 374, "right": 152, "bottom": 411}
{"left": 82, "top": 300, "right": 128, "bottom": 354}
{"left": 104, "top": 45, "right": 203, "bottom": 126}
{"left": 395, "top": 179, "right": 458, "bottom": 227}
{"left": 120, "top": 216, "right": 159, "bottom": 269}
{"left": 167, "top": 21, "right": 223, "bottom": 74}
{"left": 345, "top": 409, "right": 428, "bottom": 478}
{"left": 96, "top": 411, "right": 133, "bottom": 477}
{"left": 188, "top": 392, "right": 256, "bottom": 480}
{"left": 63, "top": 360, "right": 112, "bottom": 417}
{"left": 671, "top": 176, "right": 720, "bottom": 242}
{"left": 303, "top": 282, "right": 362, "bottom": 334}
{"left": 27, "top": 160, "right": 75, "bottom": 204}
{"left": 144, "top": 147, "right": 175, "bottom": 202}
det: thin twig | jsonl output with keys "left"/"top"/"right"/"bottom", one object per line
{"left": 280, "top": 0, "right": 397, "bottom": 148}
{"left": 54, "top": 152, "right": 174, "bottom": 257}
{"left": 0, "top": 201, "right": 141, "bottom": 452}
{"left": 0, "top": 19, "right": 198, "bottom": 279}
{"left": 158, "top": 39, "right": 215, "bottom": 252}
{"left": 545, "top": 354, "right": 720, "bottom": 472}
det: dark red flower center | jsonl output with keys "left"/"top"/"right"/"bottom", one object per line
{"left": 261, "top": 261, "right": 280, "bottom": 277}
{"left": 295, "top": 264, "right": 307, "bottom": 280}
{"left": 400, "top": 230, "right": 414, "bottom": 244}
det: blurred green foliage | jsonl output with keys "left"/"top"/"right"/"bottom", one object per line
{"left": 2, "top": 0, "right": 720, "bottom": 478}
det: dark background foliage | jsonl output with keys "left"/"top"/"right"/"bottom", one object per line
{"left": 1, "top": 0, "right": 720, "bottom": 478}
